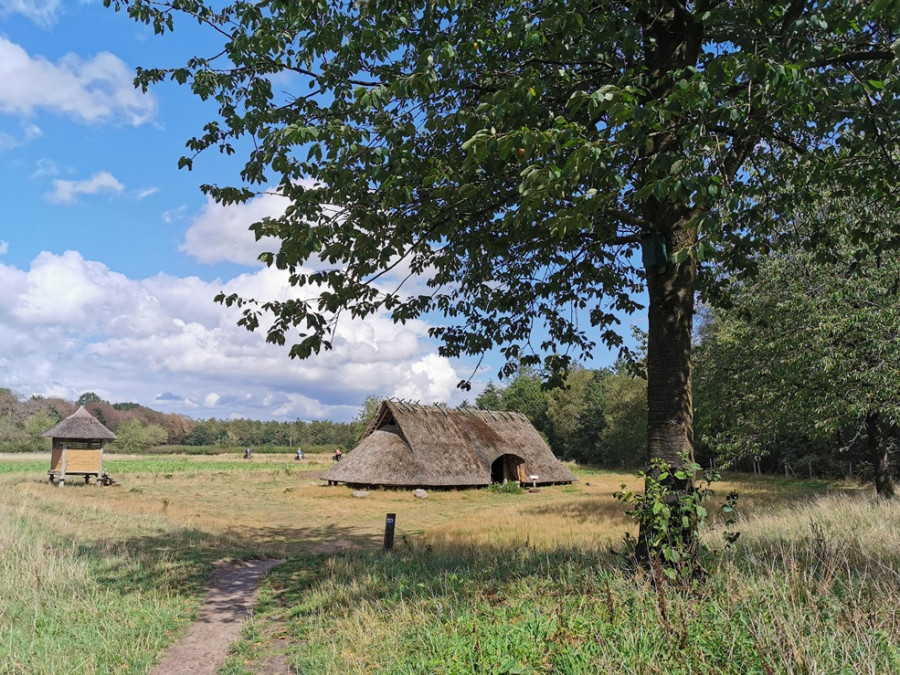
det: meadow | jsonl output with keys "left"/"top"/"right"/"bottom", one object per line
{"left": 0, "top": 452, "right": 897, "bottom": 674}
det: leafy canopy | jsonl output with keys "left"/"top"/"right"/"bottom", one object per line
{"left": 695, "top": 197, "right": 900, "bottom": 464}
{"left": 105, "top": 0, "right": 900, "bottom": 387}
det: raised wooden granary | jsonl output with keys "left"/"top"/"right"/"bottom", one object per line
{"left": 40, "top": 406, "right": 117, "bottom": 486}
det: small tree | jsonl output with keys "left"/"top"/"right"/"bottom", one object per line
{"left": 112, "top": 418, "right": 167, "bottom": 453}
{"left": 350, "top": 395, "right": 383, "bottom": 445}
{"left": 595, "top": 372, "right": 647, "bottom": 469}
{"left": 143, "top": 423, "right": 169, "bottom": 448}
{"left": 25, "top": 413, "right": 56, "bottom": 451}
{"left": 474, "top": 382, "right": 504, "bottom": 411}
{"left": 77, "top": 392, "right": 103, "bottom": 407}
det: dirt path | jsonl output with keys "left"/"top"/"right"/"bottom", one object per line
{"left": 150, "top": 558, "right": 283, "bottom": 675}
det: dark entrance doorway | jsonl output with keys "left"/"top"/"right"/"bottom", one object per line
{"left": 490, "top": 454, "right": 525, "bottom": 484}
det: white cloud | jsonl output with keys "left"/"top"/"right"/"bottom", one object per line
{"left": 0, "top": 0, "right": 62, "bottom": 27}
{"left": 0, "top": 37, "right": 156, "bottom": 125}
{"left": 0, "top": 121, "right": 42, "bottom": 149}
{"left": 180, "top": 193, "right": 289, "bottom": 266}
{"left": 162, "top": 205, "right": 187, "bottom": 223}
{"left": 10, "top": 250, "right": 123, "bottom": 325}
{"left": 393, "top": 353, "right": 460, "bottom": 403}
{"left": 0, "top": 240, "right": 8, "bottom": 255}
{"left": 31, "top": 157, "right": 66, "bottom": 179}
{"left": 0, "top": 250, "right": 474, "bottom": 421}
{"left": 178, "top": 191, "right": 433, "bottom": 304}
{"left": 136, "top": 186, "right": 159, "bottom": 200}
{"left": 46, "top": 170, "right": 124, "bottom": 203}
{"left": 23, "top": 122, "right": 41, "bottom": 141}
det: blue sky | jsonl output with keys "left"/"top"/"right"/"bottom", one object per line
{"left": 0, "top": 0, "right": 638, "bottom": 422}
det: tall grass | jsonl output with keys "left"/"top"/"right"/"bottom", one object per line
{"left": 0, "top": 483, "right": 221, "bottom": 674}
{"left": 226, "top": 492, "right": 900, "bottom": 675}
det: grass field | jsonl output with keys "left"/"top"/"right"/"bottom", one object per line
{"left": 1, "top": 453, "right": 897, "bottom": 674}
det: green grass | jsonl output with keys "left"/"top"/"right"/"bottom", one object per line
{"left": 0, "top": 453, "right": 323, "bottom": 477}
{"left": 0, "top": 454, "right": 896, "bottom": 674}
{"left": 0, "top": 487, "right": 219, "bottom": 674}
{"left": 131, "top": 444, "right": 342, "bottom": 456}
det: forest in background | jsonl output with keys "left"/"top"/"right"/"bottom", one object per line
{"left": 0, "top": 389, "right": 361, "bottom": 453}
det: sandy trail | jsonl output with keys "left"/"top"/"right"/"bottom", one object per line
{"left": 150, "top": 558, "right": 282, "bottom": 675}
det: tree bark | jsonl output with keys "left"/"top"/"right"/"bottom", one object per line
{"left": 645, "top": 223, "right": 696, "bottom": 467}
{"left": 867, "top": 412, "right": 896, "bottom": 499}
{"left": 639, "top": 5, "right": 701, "bottom": 470}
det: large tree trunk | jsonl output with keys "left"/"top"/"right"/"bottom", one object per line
{"left": 639, "top": 5, "right": 701, "bottom": 469}
{"left": 867, "top": 412, "right": 896, "bottom": 499}
{"left": 634, "top": 221, "right": 698, "bottom": 566}
{"left": 645, "top": 224, "right": 696, "bottom": 467}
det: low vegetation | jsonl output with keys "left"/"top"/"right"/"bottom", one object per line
{"left": 234, "top": 498, "right": 900, "bottom": 674}
{"left": 1, "top": 454, "right": 896, "bottom": 673}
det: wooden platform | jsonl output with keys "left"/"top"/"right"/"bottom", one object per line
{"left": 48, "top": 447, "right": 110, "bottom": 485}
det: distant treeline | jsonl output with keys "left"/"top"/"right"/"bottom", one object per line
{"left": 475, "top": 364, "right": 647, "bottom": 470}
{"left": 0, "top": 389, "right": 361, "bottom": 453}
{"left": 477, "top": 360, "right": 897, "bottom": 488}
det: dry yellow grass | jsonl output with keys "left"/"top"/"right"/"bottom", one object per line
{"left": 7, "top": 456, "right": 641, "bottom": 557}
{"left": 4, "top": 454, "right": 868, "bottom": 559}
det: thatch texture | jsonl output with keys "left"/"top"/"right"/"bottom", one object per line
{"left": 40, "top": 406, "right": 117, "bottom": 440}
{"left": 323, "top": 401, "right": 576, "bottom": 488}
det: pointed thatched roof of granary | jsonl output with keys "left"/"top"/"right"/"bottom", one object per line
{"left": 323, "top": 400, "right": 576, "bottom": 488}
{"left": 40, "top": 405, "right": 117, "bottom": 440}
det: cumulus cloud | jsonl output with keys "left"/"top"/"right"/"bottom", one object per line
{"left": 10, "top": 250, "right": 125, "bottom": 325}
{"left": 46, "top": 170, "right": 124, "bottom": 203}
{"left": 0, "top": 250, "right": 474, "bottom": 421}
{"left": 0, "top": 37, "right": 156, "bottom": 125}
{"left": 180, "top": 193, "right": 290, "bottom": 266}
{"left": 180, "top": 191, "right": 437, "bottom": 303}
{"left": 0, "top": 0, "right": 62, "bottom": 27}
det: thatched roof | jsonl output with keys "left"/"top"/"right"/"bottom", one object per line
{"left": 323, "top": 400, "right": 576, "bottom": 488}
{"left": 40, "top": 405, "right": 117, "bottom": 440}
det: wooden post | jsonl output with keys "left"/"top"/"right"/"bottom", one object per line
{"left": 59, "top": 443, "right": 67, "bottom": 487}
{"left": 383, "top": 513, "right": 396, "bottom": 551}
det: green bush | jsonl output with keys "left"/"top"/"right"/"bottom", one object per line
{"left": 614, "top": 455, "right": 739, "bottom": 582}
{"left": 488, "top": 481, "right": 525, "bottom": 495}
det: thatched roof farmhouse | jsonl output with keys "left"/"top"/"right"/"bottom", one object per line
{"left": 323, "top": 400, "right": 576, "bottom": 488}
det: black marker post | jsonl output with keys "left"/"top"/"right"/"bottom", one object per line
{"left": 384, "top": 513, "right": 396, "bottom": 551}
